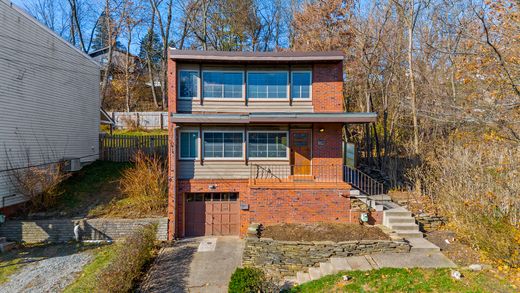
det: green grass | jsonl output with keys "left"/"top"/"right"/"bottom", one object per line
{"left": 290, "top": 268, "right": 515, "bottom": 293}
{"left": 0, "top": 258, "right": 23, "bottom": 284}
{"left": 63, "top": 244, "right": 117, "bottom": 293}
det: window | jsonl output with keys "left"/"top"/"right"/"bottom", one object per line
{"left": 203, "top": 71, "right": 243, "bottom": 99}
{"left": 179, "top": 71, "right": 199, "bottom": 99}
{"left": 203, "top": 132, "right": 243, "bottom": 158}
{"left": 180, "top": 131, "right": 198, "bottom": 159}
{"left": 247, "top": 72, "right": 288, "bottom": 99}
{"left": 291, "top": 71, "right": 312, "bottom": 99}
{"left": 248, "top": 132, "right": 288, "bottom": 158}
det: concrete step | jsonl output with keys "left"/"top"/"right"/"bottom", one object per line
{"left": 296, "top": 272, "right": 310, "bottom": 284}
{"left": 384, "top": 208, "right": 412, "bottom": 218}
{"left": 387, "top": 217, "right": 416, "bottom": 224}
{"left": 396, "top": 231, "right": 424, "bottom": 239}
{"left": 319, "top": 262, "right": 334, "bottom": 276}
{"left": 0, "top": 241, "right": 16, "bottom": 253}
{"left": 368, "top": 194, "right": 392, "bottom": 201}
{"left": 346, "top": 256, "right": 373, "bottom": 271}
{"left": 330, "top": 257, "right": 352, "bottom": 271}
{"left": 308, "top": 267, "right": 322, "bottom": 280}
{"left": 390, "top": 223, "right": 420, "bottom": 231}
{"left": 408, "top": 238, "right": 441, "bottom": 253}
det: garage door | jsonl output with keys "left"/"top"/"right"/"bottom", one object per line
{"left": 185, "top": 192, "right": 240, "bottom": 236}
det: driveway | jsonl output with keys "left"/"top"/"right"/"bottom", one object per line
{"left": 140, "top": 236, "right": 244, "bottom": 293}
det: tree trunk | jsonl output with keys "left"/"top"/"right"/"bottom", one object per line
{"left": 407, "top": 10, "right": 419, "bottom": 155}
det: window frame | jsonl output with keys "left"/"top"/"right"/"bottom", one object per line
{"left": 202, "top": 130, "right": 245, "bottom": 160}
{"left": 247, "top": 71, "right": 290, "bottom": 101}
{"left": 178, "top": 70, "right": 200, "bottom": 100}
{"left": 291, "top": 70, "right": 313, "bottom": 100}
{"left": 201, "top": 70, "right": 245, "bottom": 101}
{"left": 179, "top": 130, "right": 200, "bottom": 160}
{"left": 247, "top": 130, "right": 290, "bottom": 160}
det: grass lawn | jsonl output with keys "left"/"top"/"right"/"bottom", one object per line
{"left": 289, "top": 268, "right": 516, "bottom": 293}
{"left": 63, "top": 244, "right": 117, "bottom": 293}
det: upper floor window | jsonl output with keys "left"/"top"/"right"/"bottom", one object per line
{"left": 291, "top": 71, "right": 312, "bottom": 99}
{"left": 203, "top": 71, "right": 243, "bottom": 99}
{"left": 247, "top": 72, "right": 288, "bottom": 99}
{"left": 203, "top": 131, "right": 243, "bottom": 159}
{"left": 179, "top": 70, "right": 199, "bottom": 99}
{"left": 180, "top": 131, "right": 199, "bottom": 159}
{"left": 248, "top": 132, "right": 288, "bottom": 159}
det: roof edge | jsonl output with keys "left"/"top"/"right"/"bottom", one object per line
{"left": 168, "top": 48, "right": 344, "bottom": 62}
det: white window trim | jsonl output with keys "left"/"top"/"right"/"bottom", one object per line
{"left": 202, "top": 130, "right": 245, "bottom": 160}
{"left": 178, "top": 70, "right": 200, "bottom": 100}
{"left": 247, "top": 130, "right": 290, "bottom": 160}
{"left": 179, "top": 130, "right": 200, "bottom": 160}
{"left": 247, "top": 71, "right": 290, "bottom": 101}
{"left": 291, "top": 70, "right": 312, "bottom": 100}
{"left": 202, "top": 70, "right": 245, "bottom": 100}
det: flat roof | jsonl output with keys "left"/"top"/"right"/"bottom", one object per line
{"left": 168, "top": 49, "right": 344, "bottom": 63}
{"left": 170, "top": 112, "right": 377, "bottom": 124}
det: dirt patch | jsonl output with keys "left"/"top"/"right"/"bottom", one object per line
{"left": 261, "top": 223, "right": 390, "bottom": 242}
{"left": 426, "top": 230, "right": 486, "bottom": 266}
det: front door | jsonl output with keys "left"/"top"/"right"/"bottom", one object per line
{"left": 290, "top": 129, "right": 312, "bottom": 175}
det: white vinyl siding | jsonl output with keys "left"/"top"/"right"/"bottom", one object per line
{"left": 0, "top": 1, "right": 100, "bottom": 207}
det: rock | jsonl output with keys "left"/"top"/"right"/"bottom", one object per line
{"left": 468, "top": 264, "right": 483, "bottom": 271}
{"left": 451, "top": 270, "right": 462, "bottom": 280}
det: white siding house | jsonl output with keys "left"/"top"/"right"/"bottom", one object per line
{"left": 0, "top": 0, "right": 100, "bottom": 208}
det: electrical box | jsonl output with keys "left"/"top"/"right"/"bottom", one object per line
{"left": 63, "top": 158, "right": 81, "bottom": 172}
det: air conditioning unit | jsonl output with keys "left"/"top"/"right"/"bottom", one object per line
{"left": 63, "top": 158, "right": 81, "bottom": 172}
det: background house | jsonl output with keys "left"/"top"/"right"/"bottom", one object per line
{"left": 0, "top": 0, "right": 100, "bottom": 211}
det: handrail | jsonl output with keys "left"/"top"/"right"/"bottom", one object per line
{"left": 250, "top": 164, "right": 344, "bottom": 183}
{"left": 343, "top": 165, "right": 385, "bottom": 196}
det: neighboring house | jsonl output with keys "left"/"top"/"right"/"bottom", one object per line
{"left": 89, "top": 47, "right": 140, "bottom": 75}
{"left": 0, "top": 0, "right": 100, "bottom": 211}
{"left": 167, "top": 50, "right": 380, "bottom": 239}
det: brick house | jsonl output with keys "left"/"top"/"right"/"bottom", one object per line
{"left": 167, "top": 50, "right": 379, "bottom": 239}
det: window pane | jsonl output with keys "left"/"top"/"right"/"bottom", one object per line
{"left": 203, "top": 72, "right": 242, "bottom": 99}
{"left": 204, "top": 132, "right": 242, "bottom": 158}
{"left": 180, "top": 71, "right": 198, "bottom": 98}
{"left": 180, "top": 132, "right": 198, "bottom": 158}
{"left": 248, "top": 132, "right": 287, "bottom": 158}
{"left": 247, "top": 72, "right": 288, "bottom": 99}
{"left": 292, "top": 72, "right": 311, "bottom": 99}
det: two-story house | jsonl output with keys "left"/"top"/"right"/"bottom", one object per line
{"left": 167, "top": 50, "right": 378, "bottom": 239}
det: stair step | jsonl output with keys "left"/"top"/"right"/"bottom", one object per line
{"left": 408, "top": 238, "right": 441, "bottom": 253}
{"left": 296, "top": 272, "right": 311, "bottom": 284}
{"left": 319, "top": 262, "right": 334, "bottom": 275}
{"left": 0, "top": 242, "right": 16, "bottom": 253}
{"left": 330, "top": 257, "right": 352, "bottom": 271}
{"left": 384, "top": 209, "right": 412, "bottom": 217}
{"left": 346, "top": 256, "right": 373, "bottom": 271}
{"left": 308, "top": 267, "right": 322, "bottom": 280}
{"left": 387, "top": 217, "right": 416, "bottom": 224}
{"left": 390, "top": 223, "right": 419, "bottom": 231}
{"left": 396, "top": 231, "right": 424, "bottom": 238}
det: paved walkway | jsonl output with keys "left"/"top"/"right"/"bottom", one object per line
{"left": 140, "top": 236, "right": 244, "bottom": 293}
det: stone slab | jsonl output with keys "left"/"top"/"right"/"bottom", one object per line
{"left": 370, "top": 252, "right": 456, "bottom": 268}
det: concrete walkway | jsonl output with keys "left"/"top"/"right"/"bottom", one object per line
{"left": 140, "top": 236, "right": 244, "bottom": 293}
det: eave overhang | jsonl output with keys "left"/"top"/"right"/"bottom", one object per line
{"left": 170, "top": 112, "right": 377, "bottom": 124}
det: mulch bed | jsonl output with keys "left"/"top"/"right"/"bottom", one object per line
{"left": 426, "top": 230, "right": 485, "bottom": 266}
{"left": 261, "top": 223, "right": 390, "bottom": 242}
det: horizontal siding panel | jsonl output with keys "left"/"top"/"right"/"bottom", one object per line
{"left": 178, "top": 160, "right": 290, "bottom": 179}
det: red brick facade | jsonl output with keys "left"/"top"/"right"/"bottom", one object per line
{"left": 312, "top": 62, "right": 344, "bottom": 112}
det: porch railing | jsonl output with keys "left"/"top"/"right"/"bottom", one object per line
{"left": 249, "top": 164, "right": 344, "bottom": 184}
{"left": 344, "top": 165, "right": 385, "bottom": 196}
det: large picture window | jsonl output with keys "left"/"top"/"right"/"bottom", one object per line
{"left": 203, "top": 71, "right": 243, "bottom": 99}
{"left": 291, "top": 71, "right": 311, "bottom": 99}
{"left": 179, "top": 71, "right": 199, "bottom": 99}
{"left": 180, "top": 131, "right": 198, "bottom": 159}
{"left": 248, "top": 132, "right": 288, "bottom": 158}
{"left": 247, "top": 72, "right": 288, "bottom": 99}
{"left": 203, "top": 132, "right": 243, "bottom": 158}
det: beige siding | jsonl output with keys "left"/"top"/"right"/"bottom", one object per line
{"left": 0, "top": 1, "right": 100, "bottom": 207}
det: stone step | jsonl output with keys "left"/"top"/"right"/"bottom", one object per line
{"left": 408, "top": 238, "right": 441, "bottom": 253}
{"left": 396, "top": 231, "right": 424, "bottom": 239}
{"left": 319, "top": 262, "right": 335, "bottom": 276}
{"left": 346, "top": 256, "right": 373, "bottom": 271}
{"left": 0, "top": 241, "right": 15, "bottom": 253}
{"left": 308, "top": 267, "right": 322, "bottom": 280}
{"left": 296, "top": 272, "right": 311, "bottom": 284}
{"left": 330, "top": 257, "right": 352, "bottom": 272}
{"left": 387, "top": 217, "right": 416, "bottom": 224}
{"left": 390, "top": 223, "right": 420, "bottom": 231}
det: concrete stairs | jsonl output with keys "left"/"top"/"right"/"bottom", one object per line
{"left": 0, "top": 237, "right": 15, "bottom": 253}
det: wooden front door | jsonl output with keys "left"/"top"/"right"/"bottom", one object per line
{"left": 290, "top": 129, "right": 312, "bottom": 175}
{"left": 185, "top": 192, "right": 240, "bottom": 237}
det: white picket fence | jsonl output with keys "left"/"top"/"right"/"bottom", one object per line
{"left": 108, "top": 112, "right": 168, "bottom": 130}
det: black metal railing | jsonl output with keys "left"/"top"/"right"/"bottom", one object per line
{"left": 249, "top": 164, "right": 344, "bottom": 184}
{"left": 344, "top": 165, "right": 385, "bottom": 196}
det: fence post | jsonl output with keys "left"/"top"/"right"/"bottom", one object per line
{"left": 160, "top": 113, "right": 164, "bottom": 130}
{"left": 136, "top": 113, "right": 140, "bottom": 128}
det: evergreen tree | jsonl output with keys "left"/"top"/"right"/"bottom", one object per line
{"left": 139, "top": 29, "right": 162, "bottom": 66}
{"left": 91, "top": 11, "right": 122, "bottom": 51}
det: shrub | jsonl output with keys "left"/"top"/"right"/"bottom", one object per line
{"left": 229, "top": 267, "right": 266, "bottom": 293}
{"left": 96, "top": 223, "right": 157, "bottom": 292}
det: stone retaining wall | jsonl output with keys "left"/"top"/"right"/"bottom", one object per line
{"left": 415, "top": 214, "right": 446, "bottom": 231}
{"left": 242, "top": 237, "right": 411, "bottom": 276}
{"left": 0, "top": 218, "right": 168, "bottom": 243}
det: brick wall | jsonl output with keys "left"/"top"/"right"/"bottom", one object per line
{"left": 0, "top": 218, "right": 168, "bottom": 243}
{"left": 167, "top": 57, "right": 177, "bottom": 240}
{"left": 312, "top": 62, "right": 344, "bottom": 112}
{"left": 312, "top": 123, "right": 344, "bottom": 181}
